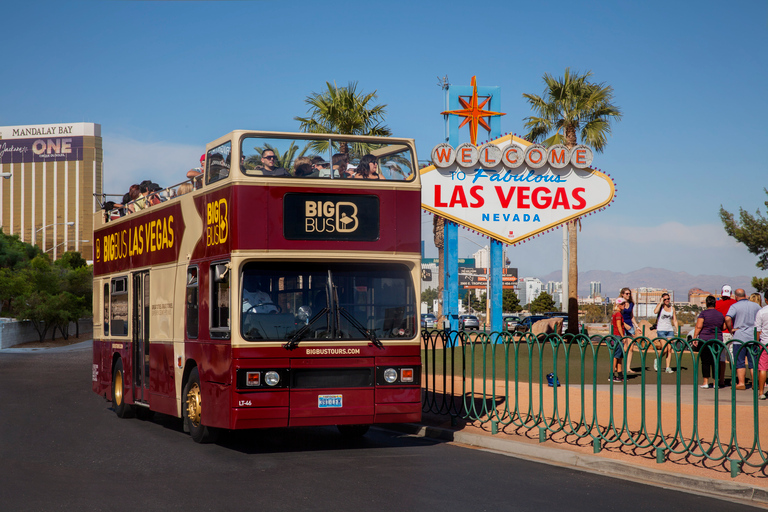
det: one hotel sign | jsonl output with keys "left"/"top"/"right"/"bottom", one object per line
{"left": 421, "top": 137, "right": 615, "bottom": 245}
{"left": 0, "top": 122, "right": 102, "bottom": 259}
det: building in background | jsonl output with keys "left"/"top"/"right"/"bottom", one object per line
{"left": 546, "top": 281, "right": 563, "bottom": 309}
{"left": 634, "top": 287, "right": 674, "bottom": 317}
{"left": 688, "top": 288, "right": 711, "bottom": 308}
{"left": 0, "top": 122, "right": 101, "bottom": 260}
{"left": 518, "top": 277, "right": 543, "bottom": 307}
{"left": 589, "top": 281, "right": 602, "bottom": 298}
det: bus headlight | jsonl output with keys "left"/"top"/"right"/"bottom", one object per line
{"left": 383, "top": 368, "right": 398, "bottom": 383}
{"left": 265, "top": 371, "right": 280, "bottom": 386}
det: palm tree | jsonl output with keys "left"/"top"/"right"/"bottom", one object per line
{"left": 295, "top": 81, "right": 392, "bottom": 157}
{"left": 522, "top": 68, "right": 622, "bottom": 334}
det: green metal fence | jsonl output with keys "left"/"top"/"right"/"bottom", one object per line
{"left": 422, "top": 329, "right": 767, "bottom": 478}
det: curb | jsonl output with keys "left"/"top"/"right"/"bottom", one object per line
{"left": 0, "top": 340, "right": 92, "bottom": 353}
{"left": 383, "top": 423, "right": 768, "bottom": 508}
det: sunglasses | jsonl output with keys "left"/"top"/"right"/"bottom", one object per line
{"left": 263, "top": 155, "right": 276, "bottom": 160}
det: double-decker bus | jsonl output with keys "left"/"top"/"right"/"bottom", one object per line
{"left": 92, "top": 131, "right": 421, "bottom": 443}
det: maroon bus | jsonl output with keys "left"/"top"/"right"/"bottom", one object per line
{"left": 92, "top": 131, "right": 421, "bottom": 442}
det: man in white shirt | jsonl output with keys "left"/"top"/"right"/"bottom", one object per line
{"left": 755, "top": 291, "right": 768, "bottom": 399}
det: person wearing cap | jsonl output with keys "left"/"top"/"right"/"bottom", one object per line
{"left": 725, "top": 288, "right": 761, "bottom": 390}
{"left": 311, "top": 156, "right": 336, "bottom": 178}
{"left": 715, "top": 285, "right": 737, "bottom": 383}
{"left": 610, "top": 299, "right": 626, "bottom": 382}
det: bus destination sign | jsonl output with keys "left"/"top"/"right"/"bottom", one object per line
{"left": 283, "top": 193, "right": 379, "bottom": 241}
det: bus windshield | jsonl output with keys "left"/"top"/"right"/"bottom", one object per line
{"left": 240, "top": 134, "right": 416, "bottom": 181}
{"left": 241, "top": 262, "right": 416, "bottom": 342}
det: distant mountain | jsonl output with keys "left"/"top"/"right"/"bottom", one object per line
{"left": 537, "top": 267, "right": 756, "bottom": 300}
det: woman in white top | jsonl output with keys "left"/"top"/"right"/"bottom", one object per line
{"left": 653, "top": 293, "right": 678, "bottom": 373}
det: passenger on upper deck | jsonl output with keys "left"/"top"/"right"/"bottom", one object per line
{"left": 354, "top": 154, "right": 382, "bottom": 180}
{"left": 293, "top": 156, "right": 315, "bottom": 177}
{"left": 311, "top": 156, "right": 336, "bottom": 178}
{"left": 332, "top": 153, "right": 354, "bottom": 179}
{"left": 248, "top": 149, "right": 289, "bottom": 177}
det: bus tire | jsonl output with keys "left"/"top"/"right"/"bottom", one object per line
{"left": 337, "top": 424, "right": 370, "bottom": 438}
{"left": 112, "top": 358, "right": 133, "bottom": 418}
{"left": 183, "top": 367, "right": 218, "bottom": 444}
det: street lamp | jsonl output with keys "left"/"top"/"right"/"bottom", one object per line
{"left": 35, "top": 221, "right": 74, "bottom": 247}
{"left": 45, "top": 240, "right": 89, "bottom": 254}
{"left": 0, "top": 172, "right": 11, "bottom": 179}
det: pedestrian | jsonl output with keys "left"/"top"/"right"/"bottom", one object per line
{"left": 692, "top": 295, "right": 726, "bottom": 388}
{"left": 652, "top": 292, "right": 677, "bottom": 373}
{"left": 750, "top": 293, "right": 763, "bottom": 307}
{"left": 619, "top": 287, "right": 638, "bottom": 373}
{"left": 725, "top": 288, "right": 762, "bottom": 390}
{"left": 715, "top": 285, "right": 737, "bottom": 384}
{"left": 755, "top": 290, "right": 768, "bottom": 399}
{"left": 610, "top": 298, "right": 626, "bottom": 382}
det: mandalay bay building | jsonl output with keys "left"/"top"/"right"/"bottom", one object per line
{"left": 0, "top": 122, "right": 102, "bottom": 261}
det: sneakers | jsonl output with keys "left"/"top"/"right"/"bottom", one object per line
{"left": 611, "top": 375, "right": 623, "bottom": 383}
{"left": 653, "top": 359, "right": 658, "bottom": 372}
{"left": 759, "top": 394, "right": 767, "bottom": 400}
{"left": 665, "top": 367, "right": 674, "bottom": 374}
{"left": 700, "top": 384, "right": 713, "bottom": 389}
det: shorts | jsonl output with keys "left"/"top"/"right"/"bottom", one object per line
{"left": 626, "top": 326, "right": 635, "bottom": 336}
{"left": 721, "top": 333, "right": 733, "bottom": 362}
{"left": 657, "top": 330, "right": 674, "bottom": 339}
{"left": 612, "top": 338, "right": 624, "bottom": 359}
{"left": 759, "top": 349, "right": 768, "bottom": 372}
{"left": 733, "top": 342, "right": 755, "bottom": 370}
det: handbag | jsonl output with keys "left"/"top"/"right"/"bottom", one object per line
{"left": 650, "top": 308, "right": 662, "bottom": 331}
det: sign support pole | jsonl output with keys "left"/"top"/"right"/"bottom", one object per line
{"left": 444, "top": 82, "right": 502, "bottom": 332}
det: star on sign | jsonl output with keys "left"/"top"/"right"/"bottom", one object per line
{"left": 441, "top": 76, "right": 506, "bottom": 146}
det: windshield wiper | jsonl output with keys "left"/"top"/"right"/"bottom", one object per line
{"left": 338, "top": 307, "right": 383, "bottom": 349}
{"left": 283, "top": 307, "right": 329, "bottom": 350}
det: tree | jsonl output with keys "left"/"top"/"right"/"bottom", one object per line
{"left": 720, "top": 189, "right": 768, "bottom": 293}
{"left": 522, "top": 68, "right": 622, "bottom": 333}
{"left": 421, "top": 287, "right": 438, "bottom": 306}
{"left": 433, "top": 216, "right": 445, "bottom": 324}
{"left": 529, "top": 291, "right": 557, "bottom": 314}
{"left": 295, "top": 81, "right": 392, "bottom": 157}
{"left": 503, "top": 289, "right": 521, "bottom": 313}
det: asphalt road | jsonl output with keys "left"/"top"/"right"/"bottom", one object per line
{"left": 0, "top": 342, "right": 759, "bottom": 512}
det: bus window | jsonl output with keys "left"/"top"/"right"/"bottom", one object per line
{"left": 240, "top": 135, "right": 416, "bottom": 181}
{"left": 110, "top": 277, "right": 128, "bottom": 337}
{"left": 186, "top": 266, "right": 199, "bottom": 339}
{"left": 240, "top": 262, "right": 415, "bottom": 342}
{"left": 206, "top": 141, "right": 231, "bottom": 185}
{"left": 210, "top": 262, "right": 230, "bottom": 339}
{"left": 103, "top": 283, "right": 110, "bottom": 336}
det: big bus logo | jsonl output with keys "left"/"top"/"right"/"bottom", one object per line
{"left": 283, "top": 193, "right": 380, "bottom": 241}
{"left": 206, "top": 198, "right": 228, "bottom": 246}
{"left": 304, "top": 200, "right": 359, "bottom": 234}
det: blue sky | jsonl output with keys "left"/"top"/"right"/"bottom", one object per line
{"left": 1, "top": 0, "right": 766, "bottom": 281}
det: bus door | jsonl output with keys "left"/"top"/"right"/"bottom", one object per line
{"left": 132, "top": 271, "right": 150, "bottom": 404}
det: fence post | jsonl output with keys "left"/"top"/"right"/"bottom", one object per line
{"left": 656, "top": 447, "right": 665, "bottom": 463}
{"left": 538, "top": 427, "right": 546, "bottom": 443}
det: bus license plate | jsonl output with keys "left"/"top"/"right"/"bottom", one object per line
{"left": 318, "top": 394, "right": 342, "bottom": 408}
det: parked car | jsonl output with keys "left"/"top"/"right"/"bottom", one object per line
{"left": 543, "top": 312, "right": 584, "bottom": 333}
{"left": 421, "top": 313, "right": 436, "bottom": 329}
{"left": 503, "top": 315, "right": 522, "bottom": 331}
{"left": 514, "top": 315, "right": 549, "bottom": 333}
{"left": 458, "top": 315, "right": 480, "bottom": 330}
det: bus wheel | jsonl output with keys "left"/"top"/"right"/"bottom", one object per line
{"left": 337, "top": 424, "right": 370, "bottom": 438}
{"left": 112, "top": 359, "right": 133, "bottom": 418}
{"left": 183, "top": 368, "right": 218, "bottom": 444}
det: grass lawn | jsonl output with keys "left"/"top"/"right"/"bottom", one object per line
{"left": 422, "top": 340, "right": 735, "bottom": 388}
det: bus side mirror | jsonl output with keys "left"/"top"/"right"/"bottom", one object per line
{"left": 213, "top": 263, "right": 229, "bottom": 283}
